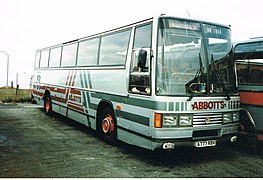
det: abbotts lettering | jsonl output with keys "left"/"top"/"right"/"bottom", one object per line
{"left": 192, "top": 101, "right": 225, "bottom": 110}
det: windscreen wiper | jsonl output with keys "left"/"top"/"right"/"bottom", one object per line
{"left": 187, "top": 53, "right": 204, "bottom": 101}
{"left": 211, "top": 54, "right": 231, "bottom": 101}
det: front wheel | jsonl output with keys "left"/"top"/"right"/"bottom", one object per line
{"left": 98, "top": 107, "right": 117, "bottom": 145}
{"left": 238, "top": 110, "right": 257, "bottom": 150}
{"left": 239, "top": 110, "right": 255, "bottom": 133}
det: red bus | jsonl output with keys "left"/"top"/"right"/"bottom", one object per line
{"left": 234, "top": 39, "right": 263, "bottom": 142}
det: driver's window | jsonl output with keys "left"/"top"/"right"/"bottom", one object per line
{"left": 129, "top": 23, "right": 152, "bottom": 94}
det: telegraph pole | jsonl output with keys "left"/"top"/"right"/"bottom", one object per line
{"left": 0, "top": 51, "right": 9, "bottom": 88}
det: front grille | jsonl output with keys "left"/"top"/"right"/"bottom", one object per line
{"left": 193, "top": 112, "right": 222, "bottom": 127}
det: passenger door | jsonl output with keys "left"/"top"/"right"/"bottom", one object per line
{"left": 129, "top": 23, "right": 152, "bottom": 95}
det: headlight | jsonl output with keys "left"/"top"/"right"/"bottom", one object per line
{"left": 232, "top": 112, "right": 240, "bottom": 122}
{"left": 155, "top": 113, "right": 193, "bottom": 128}
{"left": 179, "top": 115, "right": 192, "bottom": 127}
{"left": 223, "top": 113, "right": 232, "bottom": 123}
{"left": 163, "top": 115, "right": 178, "bottom": 127}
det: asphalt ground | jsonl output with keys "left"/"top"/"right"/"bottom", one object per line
{"left": 0, "top": 103, "right": 263, "bottom": 178}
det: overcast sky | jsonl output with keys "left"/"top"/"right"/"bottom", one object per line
{"left": 0, "top": 0, "right": 263, "bottom": 88}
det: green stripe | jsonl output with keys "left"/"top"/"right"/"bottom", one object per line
{"left": 83, "top": 71, "right": 89, "bottom": 88}
{"left": 80, "top": 71, "right": 97, "bottom": 110}
{"left": 175, "top": 102, "right": 179, "bottom": 111}
{"left": 169, "top": 102, "right": 174, "bottom": 111}
{"left": 79, "top": 71, "right": 86, "bottom": 107}
{"left": 181, "top": 102, "right": 184, "bottom": 111}
{"left": 86, "top": 92, "right": 97, "bottom": 110}
{"left": 91, "top": 92, "right": 167, "bottom": 110}
{"left": 239, "top": 85, "right": 263, "bottom": 92}
{"left": 80, "top": 70, "right": 167, "bottom": 111}
{"left": 116, "top": 110, "right": 149, "bottom": 126}
{"left": 81, "top": 71, "right": 97, "bottom": 110}
{"left": 87, "top": 71, "right": 93, "bottom": 89}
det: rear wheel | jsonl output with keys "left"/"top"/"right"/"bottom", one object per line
{"left": 44, "top": 94, "right": 52, "bottom": 115}
{"left": 98, "top": 107, "right": 117, "bottom": 144}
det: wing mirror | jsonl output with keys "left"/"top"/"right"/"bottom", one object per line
{"left": 137, "top": 49, "right": 147, "bottom": 69}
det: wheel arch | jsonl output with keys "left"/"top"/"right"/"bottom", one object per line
{"left": 43, "top": 88, "right": 51, "bottom": 101}
{"left": 96, "top": 100, "right": 116, "bottom": 130}
{"left": 240, "top": 108, "right": 256, "bottom": 131}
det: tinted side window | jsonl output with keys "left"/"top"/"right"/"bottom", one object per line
{"left": 49, "top": 47, "right": 62, "bottom": 67}
{"left": 236, "top": 63, "right": 263, "bottom": 85}
{"left": 40, "top": 50, "right": 50, "bottom": 68}
{"left": 77, "top": 38, "right": 99, "bottom": 66}
{"left": 61, "top": 43, "right": 78, "bottom": 67}
{"left": 99, "top": 29, "right": 131, "bottom": 66}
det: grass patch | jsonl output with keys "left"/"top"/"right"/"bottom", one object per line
{"left": 2, "top": 96, "right": 13, "bottom": 103}
{"left": 2, "top": 97, "right": 32, "bottom": 103}
{"left": 0, "top": 89, "right": 32, "bottom": 103}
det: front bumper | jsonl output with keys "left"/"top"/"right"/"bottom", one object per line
{"left": 150, "top": 123, "right": 239, "bottom": 150}
{"left": 151, "top": 133, "right": 238, "bottom": 150}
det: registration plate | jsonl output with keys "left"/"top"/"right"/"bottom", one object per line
{"left": 195, "top": 140, "right": 217, "bottom": 148}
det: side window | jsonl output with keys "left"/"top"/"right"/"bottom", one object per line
{"left": 49, "top": 47, "right": 62, "bottom": 67}
{"left": 129, "top": 23, "right": 152, "bottom": 94}
{"left": 99, "top": 29, "right": 131, "bottom": 66}
{"left": 77, "top": 38, "right": 99, "bottom": 66}
{"left": 61, "top": 43, "right": 78, "bottom": 67}
{"left": 40, "top": 50, "right": 50, "bottom": 68}
{"left": 133, "top": 23, "right": 152, "bottom": 49}
{"left": 237, "top": 63, "right": 263, "bottom": 85}
{"left": 250, "top": 67, "right": 263, "bottom": 84}
{"left": 35, "top": 51, "right": 41, "bottom": 68}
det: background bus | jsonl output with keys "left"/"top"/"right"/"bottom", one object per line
{"left": 32, "top": 15, "right": 240, "bottom": 151}
{"left": 234, "top": 38, "right": 263, "bottom": 142}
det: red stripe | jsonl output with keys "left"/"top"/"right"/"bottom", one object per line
{"left": 33, "top": 90, "right": 44, "bottom": 97}
{"left": 39, "top": 86, "right": 66, "bottom": 94}
{"left": 65, "top": 88, "right": 69, "bottom": 101}
{"left": 39, "top": 86, "right": 47, "bottom": 90}
{"left": 65, "top": 70, "right": 72, "bottom": 101}
{"left": 52, "top": 96, "right": 67, "bottom": 104}
{"left": 240, "top": 91, "right": 263, "bottom": 106}
{"left": 65, "top": 70, "right": 71, "bottom": 86}
{"left": 70, "top": 88, "right": 81, "bottom": 95}
{"left": 69, "top": 70, "right": 74, "bottom": 86}
{"left": 71, "top": 70, "right": 77, "bottom": 86}
{"left": 49, "top": 87, "right": 66, "bottom": 94}
{"left": 33, "top": 90, "right": 66, "bottom": 104}
{"left": 34, "top": 85, "right": 82, "bottom": 106}
{"left": 68, "top": 103, "right": 84, "bottom": 113}
{"left": 68, "top": 101, "right": 82, "bottom": 107}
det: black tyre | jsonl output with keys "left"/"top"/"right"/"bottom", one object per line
{"left": 238, "top": 110, "right": 257, "bottom": 151}
{"left": 239, "top": 110, "right": 255, "bottom": 133}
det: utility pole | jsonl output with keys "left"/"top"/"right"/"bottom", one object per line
{"left": 0, "top": 51, "right": 9, "bottom": 88}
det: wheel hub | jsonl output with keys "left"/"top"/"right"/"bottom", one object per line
{"left": 102, "top": 115, "right": 114, "bottom": 134}
{"left": 45, "top": 99, "right": 50, "bottom": 113}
